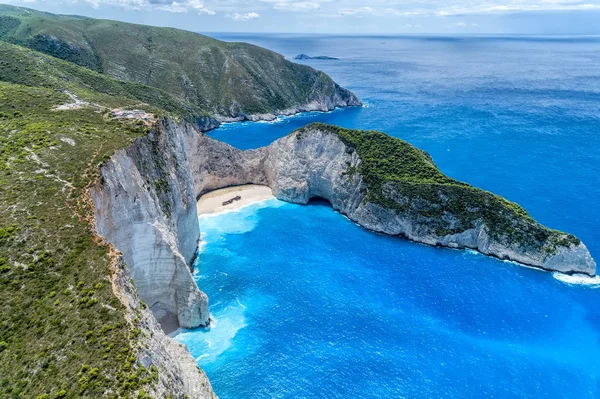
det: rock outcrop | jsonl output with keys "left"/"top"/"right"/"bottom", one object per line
{"left": 294, "top": 54, "right": 340, "bottom": 60}
{"left": 113, "top": 257, "right": 216, "bottom": 399}
{"left": 263, "top": 125, "right": 596, "bottom": 275}
{"left": 265, "top": 125, "right": 596, "bottom": 275}
{"left": 93, "top": 120, "right": 596, "bottom": 334}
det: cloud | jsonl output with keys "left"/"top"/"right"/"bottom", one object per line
{"left": 434, "top": 2, "right": 600, "bottom": 16}
{"left": 12, "top": 0, "right": 600, "bottom": 21}
{"left": 229, "top": 11, "right": 261, "bottom": 21}
{"left": 314, "top": 1, "right": 600, "bottom": 18}
{"left": 446, "top": 21, "right": 481, "bottom": 28}
{"left": 156, "top": 0, "right": 215, "bottom": 14}
{"left": 337, "top": 6, "right": 374, "bottom": 16}
{"left": 273, "top": 1, "right": 320, "bottom": 11}
{"left": 68, "top": 0, "right": 215, "bottom": 13}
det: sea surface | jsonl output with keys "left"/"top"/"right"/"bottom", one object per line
{"left": 175, "top": 35, "right": 600, "bottom": 398}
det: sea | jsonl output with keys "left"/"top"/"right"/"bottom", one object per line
{"left": 174, "top": 35, "right": 600, "bottom": 398}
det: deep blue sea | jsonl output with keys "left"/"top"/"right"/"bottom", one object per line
{"left": 175, "top": 35, "right": 600, "bottom": 398}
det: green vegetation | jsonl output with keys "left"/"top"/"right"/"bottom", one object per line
{"left": 0, "top": 41, "right": 212, "bottom": 126}
{"left": 302, "top": 123, "right": 580, "bottom": 254}
{"left": 0, "top": 82, "right": 159, "bottom": 398}
{"left": 0, "top": 4, "right": 356, "bottom": 118}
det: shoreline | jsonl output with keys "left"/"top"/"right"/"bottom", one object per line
{"left": 197, "top": 184, "right": 275, "bottom": 216}
{"left": 210, "top": 104, "right": 364, "bottom": 130}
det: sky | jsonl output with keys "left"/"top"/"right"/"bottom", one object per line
{"left": 3, "top": 0, "right": 600, "bottom": 34}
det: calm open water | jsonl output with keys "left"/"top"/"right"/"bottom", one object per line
{"left": 175, "top": 35, "right": 600, "bottom": 398}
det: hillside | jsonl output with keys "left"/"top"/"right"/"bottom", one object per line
{"left": 0, "top": 82, "right": 154, "bottom": 397}
{"left": 0, "top": 41, "right": 219, "bottom": 131}
{"left": 0, "top": 5, "right": 361, "bottom": 120}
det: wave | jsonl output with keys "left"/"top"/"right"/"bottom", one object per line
{"left": 553, "top": 272, "right": 600, "bottom": 288}
{"left": 173, "top": 298, "right": 248, "bottom": 363}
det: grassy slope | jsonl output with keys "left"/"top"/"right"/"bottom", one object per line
{"left": 303, "top": 123, "right": 580, "bottom": 254}
{"left": 0, "top": 41, "right": 211, "bottom": 124}
{"left": 0, "top": 79, "right": 163, "bottom": 397}
{"left": 0, "top": 4, "right": 352, "bottom": 117}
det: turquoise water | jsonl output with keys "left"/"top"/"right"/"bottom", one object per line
{"left": 175, "top": 36, "right": 600, "bottom": 398}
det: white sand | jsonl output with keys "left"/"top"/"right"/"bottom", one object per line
{"left": 196, "top": 184, "right": 275, "bottom": 216}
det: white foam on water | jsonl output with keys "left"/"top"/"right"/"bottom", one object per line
{"left": 465, "top": 249, "right": 480, "bottom": 256}
{"left": 553, "top": 272, "right": 600, "bottom": 288}
{"left": 174, "top": 299, "right": 248, "bottom": 363}
{"left": 198, "top": 197, "right": 281, "bottom": 220}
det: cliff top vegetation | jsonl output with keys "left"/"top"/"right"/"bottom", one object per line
{"left": 300, "top": 123, "right": 581, "bottom": 255}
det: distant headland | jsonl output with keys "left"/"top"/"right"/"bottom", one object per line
{"left": 294, "top": 54, "right": 340, "bottom": 60}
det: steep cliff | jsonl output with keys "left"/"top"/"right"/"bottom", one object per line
{"left": 90, "top": 120, "right": 218, "bottom": 397}
{"left": 113, "top": 257, "right": 216, "bottom": 399}
{"left": 94, "top": 121, "right": 595, "bottom": 326}
{"left": 144, "top": 120, "right": 595, "bottom": 276}
{"left": 91, "top": 122, "right": 210, "bottom": 330}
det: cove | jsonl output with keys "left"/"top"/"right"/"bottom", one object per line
{"left": 174, "top": 198, "right": 600, "bottom": 398}
{"left": 174, "top": 35, "right": 600, "bottom": 398}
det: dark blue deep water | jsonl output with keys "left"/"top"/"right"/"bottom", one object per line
{"left": 175, "top": 36, "right": 600, "bottom": 398}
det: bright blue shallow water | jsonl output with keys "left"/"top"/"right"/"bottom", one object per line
{"left": 175, "top": 35, "right": 600, "bottom": 398}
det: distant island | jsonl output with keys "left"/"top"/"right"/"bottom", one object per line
{"left": 294, "top": 54, "right": 340, "bottom": 60}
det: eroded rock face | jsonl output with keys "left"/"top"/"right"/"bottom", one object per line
{"left": 91, "top": 119, "right": 268, "bottom": 333}
{"left": 113, "top": 257, "right": 216, "bottom": 399}
{"left": 91, "top": 123, "right": 209, "bottom": 330}
{"left": 262, "top": 127, "right": 595, "bottom": 275}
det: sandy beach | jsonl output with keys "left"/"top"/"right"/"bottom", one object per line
{"left": 196, "top": 184, "right": 275, "bottom": 216}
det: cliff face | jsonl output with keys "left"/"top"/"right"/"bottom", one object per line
{"left": 113, "top": 257, "right": 215, "bottom": 399}
{"left": 263, "top": 125, "right": 596, "bottom": 275}
{"left": 158, "top": 121, "right": 595, "bottom": 275}
{"left": 91, "top": 120, "right": 219, "bottom": 397}
{"left": 91, "top": 122, "right": 209, "bottom": 330}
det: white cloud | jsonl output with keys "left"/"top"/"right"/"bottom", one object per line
{"left": 156, "top": 0, "right": 215, "bottom": 14}
{"left": 67, "top": 0, "right": 215, "bottom": 13}
{"left": 314, "top": 0, "right": 600, "bottom": 18}
{"left": 434, "top": 2, "right": 600, "bottom": 16}
{"left": 14, "top": 0, "right": 600, "bottom": 20}
{"left": 337, "top": 6, "right": 374, "bottom": 16}
{"left": 229, "top": 11, "right": 261, "bottom": 21}
{"left": 273, "top": 1, "right": 320, "bottom": 11}
{"left": 446, "top": 21, "right": 481, "bottom": 28}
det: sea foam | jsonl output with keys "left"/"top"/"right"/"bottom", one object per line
{"left": 552, "top": 272, "right": 600, "bottom": 287}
